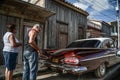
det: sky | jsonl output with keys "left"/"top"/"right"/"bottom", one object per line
{"left": 66, "top": 0, "right": 119, "bottom": 22}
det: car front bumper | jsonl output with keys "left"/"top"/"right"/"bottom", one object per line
{"left": 44, "top": 61, "right": 88, "bottom": 74}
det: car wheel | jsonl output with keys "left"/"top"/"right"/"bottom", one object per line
{"left": 94, "top": 63, "right": 106, "bottom": 78}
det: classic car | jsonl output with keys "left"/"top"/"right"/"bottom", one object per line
{"left": 42, "top": 38, "right": 120, "bottom": 78}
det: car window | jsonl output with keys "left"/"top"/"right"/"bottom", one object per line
{"left": 101, "top": 39, "right": 114, "bottom": 48}
{"left": 66, "top": 40, "right": 100, "bottom": 48}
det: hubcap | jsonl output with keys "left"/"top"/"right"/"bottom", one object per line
{"left": 100, "top": 64, "right": 105, "bottom": 75}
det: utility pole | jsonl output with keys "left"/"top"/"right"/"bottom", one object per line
{"left": 116, "top": 0, "right": 120, "bottom": 48}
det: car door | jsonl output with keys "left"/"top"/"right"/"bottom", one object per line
{"left": 105, "top": 39, "right": 119, "bottom": 66}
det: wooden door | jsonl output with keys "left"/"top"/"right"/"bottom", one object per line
{"left": 59, "top": 32, "right": 68, "bottom": 48}
{"left": 78, "top": 27, "right": 84, "bottom": 39}
{"left": 56, "top": 22, "right": 68, "bottom": 48}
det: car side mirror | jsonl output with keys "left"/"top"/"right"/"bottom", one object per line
{"left": 116, "top": 51, "right": 120, "bottom": 57}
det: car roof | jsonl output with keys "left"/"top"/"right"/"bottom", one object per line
{"left": 75, "top": 37, "right": 111, "bottom": 42}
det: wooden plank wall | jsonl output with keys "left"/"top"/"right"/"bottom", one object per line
{"left": 45, "top": 0, "right": 87, "bottom": 49}
{"left": 0, "top": 15, "right": 44, "bottom": 65}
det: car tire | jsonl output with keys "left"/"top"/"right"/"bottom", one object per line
{"left": 94, "top": 63, "right": 106, "bottom": 78}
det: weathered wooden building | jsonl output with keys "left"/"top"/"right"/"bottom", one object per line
{"left": 0, "top": 0, "right": 89, "bottom": 65}
{"left": 36, "top": 0, "right": 89, "bottom": 49}
{"left": 0, "top": 0, "right": 54, "bottom": 65}
{"left": 87, "top": 20, "right": 102, "bottom": 38}
{"left": 90, "top": 20, "right": 112, "bottom": 37}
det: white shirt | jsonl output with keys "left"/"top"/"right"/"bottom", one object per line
{"left": 3, "top": 32, "right": 20, "bottom": 53}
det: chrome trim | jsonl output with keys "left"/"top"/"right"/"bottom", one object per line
{"left": 45, "top": 61, "right": 87, "bottom": 73}
{"left": 80, "top": 54, "right": 115, "bottom": 61}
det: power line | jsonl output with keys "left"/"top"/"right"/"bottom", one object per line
{"left": 76, "top": 0, "right": 116, "bottom": 21}
{"left": 85, "top": 0, "right": 116, "bottom": 20}
{"left": 94, "top": 0, "right": 115, "bottom": 12}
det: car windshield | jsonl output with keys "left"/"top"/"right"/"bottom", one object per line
{"left": 66, "top": 40, "right": 101, "bottom": 48}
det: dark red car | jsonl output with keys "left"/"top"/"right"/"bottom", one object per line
{"left": 42, "top": 38, "right": 120, "bottom": 78}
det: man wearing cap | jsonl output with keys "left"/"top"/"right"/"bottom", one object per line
{"left": 22, "top": 24, "right": 41, "bottom": 80}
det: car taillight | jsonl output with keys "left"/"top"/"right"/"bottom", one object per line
{"left": 64, "top": 57, "right": 79, "bottom": 65}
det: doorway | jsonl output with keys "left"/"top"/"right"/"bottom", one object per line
{"left": 56, "top": 22, "right": 68, "bottom": 48}
{"left": 23, "top": 21, "right": 43, "bottom": 49}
